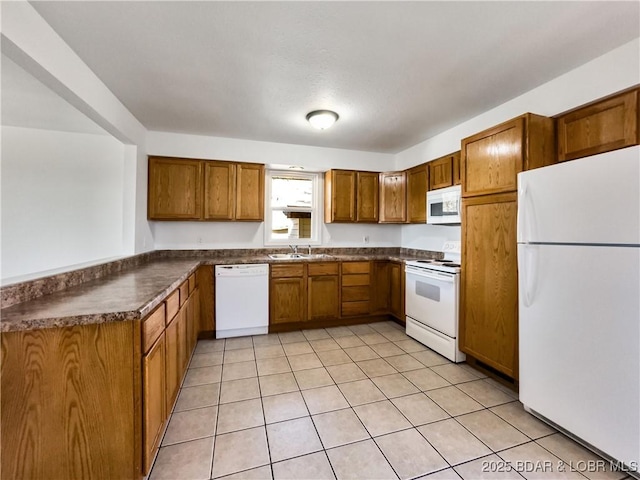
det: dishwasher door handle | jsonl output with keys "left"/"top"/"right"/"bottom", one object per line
{"left": 215, "top": 264, "right": 269, "bottom": 277}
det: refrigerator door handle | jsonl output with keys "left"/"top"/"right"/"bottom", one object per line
{"left": 522, "top": 244, "right": 538, "bottom": 307}
{"left": 518, "top": 180, "right": 537, "bottom": 243}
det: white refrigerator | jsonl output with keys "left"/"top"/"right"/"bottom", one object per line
{"left": 517, "top": 145, "right": 639, "bottom": 470}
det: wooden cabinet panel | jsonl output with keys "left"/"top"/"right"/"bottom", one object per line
{"left": 452, "top": 151, "right": 461, "bottom": 186}
{"left": 342, "top": 301, "right": 370, "bottom": 317}
{"left": 165, "top": 313, "right": 180, "bottom": 409}
{"left": 188, "top": 273, "right": 196, "bottom": 294}
{"left": 308, "top": 262, "right": 339, "bottom": 276}
{"left": 461, "top": 114, "right": 554, "bottom": 197}
{"left": 308, "top": 275, "right": 340, "bottom": 321}
{"left": 148, "top": 157, "right": 203, "bottom": 220}
{"left": 166, "top": 290, "right": 179, "bottom": 323}
{"left": 143, "top": 333, "right": 166, "bottom": 475}
{"left": 371, "top": 261, "right": 390, "bottom": 314}
{"left": 389, "top": 262, "right": 405, "bottom": 322}
{"left": 203, "top": 161, "right": 235, "bottom": 220}
{"left": 342, "top": 285, "right": 370, "bottom": 302}
{"left": 407, "top": 164, "right": 428, "bottom": 223}
{"left": 1, "top": 322, "right": 137, "bottom": 479}
{"left": 428, "top": 156, "right": 454, "bottom": 190}
{"left": 270, "top": 277, "right": 306, "bottom": 324}
{"left": 271, "top": 263, "right": 305, "bottom": 278}
{"left": 342, "top": 262, "right": 370, "bottom": 274}
{"left": 325, "top": 170, "right": 356, "bottom": 222}
{"left": 197, "top": 266, "right": 214, "bottom": 334}
{"left": 179, "top": 281, "right": 189, "bottom": 306}
{"left": 236, "top": 163, "right": 265, "bottom": 221}
{"left": 342, "top": 274, "right": 370, "bottom": 287}
{"left": 356, "top": 171, "right": 379, "bottom": 222}
{"left": 379, "top": 172, "right": 407, "bottom": 223}
{"left": 460, "top": 193, "right": 519, "bottom": 379}
{"left": 143, "top": 303, "right": 166, "bottom": 354}
{"left": 462, "top": 118, "right": 524, "bottom": 197}
{"left": 557, "top": 89, "right": 639, "bottom": 162}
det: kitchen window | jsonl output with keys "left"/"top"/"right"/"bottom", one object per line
{"left": 264, "top": 170, "right": 321, "bottom": 246}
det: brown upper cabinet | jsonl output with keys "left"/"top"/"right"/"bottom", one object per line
{"left": 428, "top": 152, "right": 460, "bottom": 191}
{"left": 461, "top": 113, "right": 555, "bottom": 197}
{"left": 325, "top": 169, "right": 378, "bottom": 223}
{"left": 148, "top": 157, "right": 203, "bottom": 220}
{"left": 148, "top": 156, "right": 264, "bottom": 221}
{"left": 356, "top": 171, "right": 379, "bottom": 222}
{"left": 406, "top": 163, "right": 428, "bottom": 223}
{"left": 379, "top": 171, "right": 407, "bottom": 223}
{"left": 556, "top": 88, "right": 640, "bottom": 162}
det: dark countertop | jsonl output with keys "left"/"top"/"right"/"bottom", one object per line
{"left": 0, "top": 253, "right": 425, "bottom": 333}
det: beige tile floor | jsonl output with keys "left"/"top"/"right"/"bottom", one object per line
{"left": 149, "top": 321, "right": 632, "bottom": 480}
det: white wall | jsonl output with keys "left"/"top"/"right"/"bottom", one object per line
{"left": 1, "top": 126, "right": 125, "bottom": 281}
{"left": 398, "top": 37, "right": 640, "bottom": 250}
{"left": 148, "top": 131, "right": 400, "bottom": 249}
{"left": 1, "top": 1, "right": 153, "bottom": 259}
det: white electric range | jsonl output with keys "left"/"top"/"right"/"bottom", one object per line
{"left": 405, "top": 241, "right": 465, "bottom": 362}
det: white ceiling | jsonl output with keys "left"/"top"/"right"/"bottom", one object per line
{"left": 29, "top": 1, "right": 640, "bottom": 153}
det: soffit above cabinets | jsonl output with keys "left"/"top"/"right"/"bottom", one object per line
{"left": 30, "top": 1, "right": 640, "bottom": 153}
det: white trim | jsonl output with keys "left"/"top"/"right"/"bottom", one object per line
{"left": 264, "top": 170, "right": 322, "bottom": 246}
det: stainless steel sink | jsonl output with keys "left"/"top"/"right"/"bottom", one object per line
{"left": 268, "top": 253, "right": 333, "bottom": 260}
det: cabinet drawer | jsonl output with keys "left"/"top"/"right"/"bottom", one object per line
{"left": 188, "top": 273, "right": 196, "bottom": 293}
{"left": 342, "top": 274, "right": 370, "bottom": 287}
{"left": 342, "top": 262, "right": 370, "bottom": 274}
{"left": 179, "top": 281, "right": 189, "bottom": 305}
{"left": 342, "top": 285, "right": 370, "bottom": 302}
{"left": 166, "top": 290, "right": 180, "bottom": 324}
{"left": 143, "top": 304, "right": 166, "bottom": 354}
{"left": 342, "top": 301, "right": 370, "bottom": 317}
{"left": 308, "top": 262, "right": 339, "bottom": 276}
{"left": 271, "top": 263, "right": 305, "bottom": 278}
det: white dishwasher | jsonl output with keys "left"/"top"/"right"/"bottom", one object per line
{"left": 215, "top": 264, "right": 269, "bottom": 338}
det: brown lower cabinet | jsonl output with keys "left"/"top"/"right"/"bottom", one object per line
{"left": 269, "top": 260, "right": 405, "bottom": 331}
{"left": 1, "top": 270, "right": 202, "bottom": 479}
{"left": 389, "top": 261, "right": 405, "bottom": 323}
{"left": 460, "top": 193, "right": 519, "bottom": 379}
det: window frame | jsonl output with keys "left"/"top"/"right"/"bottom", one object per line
{"left": 264, "top": 169, "right": 323, "bottom": 246}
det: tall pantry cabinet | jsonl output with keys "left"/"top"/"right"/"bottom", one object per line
{"left": 459, "top": 114, "right": 555, "bottom": 381}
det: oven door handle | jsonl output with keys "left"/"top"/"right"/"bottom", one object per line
{"left": 405, "top": 267, "right": 455, "bottom": 283}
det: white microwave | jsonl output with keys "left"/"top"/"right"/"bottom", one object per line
{"left": 426, "top": 185, "right": 462, "bottom": 225}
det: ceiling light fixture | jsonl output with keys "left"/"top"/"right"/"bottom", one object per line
{"left": 306, "top": 110, "right": 339, "bottom": 130}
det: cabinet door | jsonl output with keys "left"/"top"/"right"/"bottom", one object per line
{"left": 460, "top": 193, "right": 518, "bottom": 379}
{"left": 270, "top": 277, "right": 306, "bottom": 324}
{"left": 557, "top": 89, "right": 639, "bottom": 162}
{"left": 165, "top": 314, "right": 181, "bottom": 410}
{"left": 356, "top": 172, "right": 379, "bottom": 223}
{"left": 407, "top": 164, "right": 428, "bottom": 223}
{"left": 325, "top": 170, "right": 356, "bottom": 222}
{"left": 148, "top": 157, "right": 202, "bottom": 220}
{"left": 178, "top": 303, "right": 189, "bottom": 375}
{"left": 389, "top": 262, "right": 405, "bottom": 322}
{"left": 461, "top": 118, "right": 524, "bottom": 197}
{"left": 452, "top": 151, "right": 461, "bottom": 186}
{"left": 379, "top": 172, "right": 407, "bottom": 223}
{"left": 428, "top": 156, "right": 453, "bottom": 190}
{"left": 143, "top": 333, "right": 166, "bottom": 475}
{"left": 370, "top": 261, "right": 390, "bottom": 314}
{"left": 236, "top": 163, "right": 265, "bottom": 221}
{"left": 203, "top": 161, "right": 235, "bottom": 220}
{"left": 308, "top": 276, "right": 340, "bottom": 321}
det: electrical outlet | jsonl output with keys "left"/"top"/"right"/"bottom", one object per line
{"left": 363, "top": 235, "right": 370, "bottom": 244}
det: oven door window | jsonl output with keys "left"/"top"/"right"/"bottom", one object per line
{"left": 416, "top": 281, "right": 440, "bottom": 302}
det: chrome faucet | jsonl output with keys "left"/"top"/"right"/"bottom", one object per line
{"left": 307, "top": 245, "right": 312, "bottom": 255}
{"left": 289, "top": 245, "right": 298, "bottom": 254}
